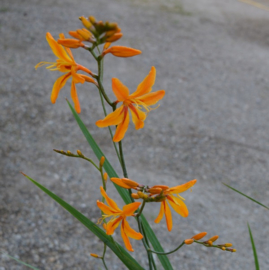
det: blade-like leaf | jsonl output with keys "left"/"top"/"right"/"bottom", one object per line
{"left": 67, "top": 101, "right": 173, "bottom": 270}
{"left": 223, "top": 183, "right": 269, "bottom": 210}
{"left": 3, "top": 253, "right": 40, "bottom": 270}
{"left": 22, "top": 173, "right": 144, "bottom": 270}
{"left": 248, "top": 223, "right": 260, "bottom": 270}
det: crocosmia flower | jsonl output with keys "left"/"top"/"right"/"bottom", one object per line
{"left": 152, "top": 179, "right": 197, "bottom": 231}
{"left": 35, "top": 32, "right": 96, "bottom": 113}
{"left": 96, "top": 66, "right": 165, "bottom": 142}
{"left": 97, "top": 187, "right": 143, "bottom": 251}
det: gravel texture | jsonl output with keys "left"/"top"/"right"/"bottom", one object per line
{"left": 1, "top": 0, "right": 269, "bottom": 269}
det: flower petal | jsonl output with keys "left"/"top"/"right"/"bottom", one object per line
{"left": 123, "top": 219, "right": 143, "bottom": 240}
{"left": 70, "top": 81, "right": 81, "bottom": 113}
{"left": 58, "top": 38, "right": 84, "bottom": 48}
{"left": 136, "top": 90, "right": 165, "bottom": 106}
{"left": 59, "top": 33, "right": 74, "bottom": 61}
{"left": 167, "top": 195, "right": 188, "bottom": 218}
{"left": 121, "top": 220, "right": 134, "bottom": 251}
{"left": 165, "top": 179, "right": 197, "bottom": 195}
{"left": 129, "top": 104, "right": 146, "bottom": 130}
{"left": 130, "top": 66, "right": 156, "bottom": 98}
{"left": 113, "top": 108, "right": 130, "bottom": 142}
{"left": 46, "top": 32, "right": 72, "bottom": 62}
{"left": 112, "top": 78, "right": 129, "bottom": 101}
{"left": 164, "top": 200, "right": 173, "bottom": 231}
{"left": 96, "top": 105, "right": 125, "bottom": 128}
{"left": 106, "top": 216, "right": 122, "bottom": 235}
{"left": 100, "top": 187, "right": 121, "bottom": 212}
{"left": 96, "top": 201, "right": 116, "bottom": 215}
{"left": 154, "top": 201, "right": 165, "bottom": 223}
{"left": 51, "top": 72, "right": 71, "bottom": 104}
{"left": 122, "top": 202, "right": 141, "bottom": 216}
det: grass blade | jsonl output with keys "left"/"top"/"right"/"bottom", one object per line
{"left": 67, "top": 100, "right": 173, "bottom": 270}
{"left": 3, "top": 253, "right": 40, "bottom": 270}
{"left": 248, "top": 223, "right": 260, "bottom": 270}
{"left": 223, "top": 183, "right": 269, "bottom": 210}
{"left": 22, "top": 173, "right": 144, "bottom": 270}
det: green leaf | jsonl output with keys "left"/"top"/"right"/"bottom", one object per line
{"left": 223, "top": 183, "right": 269, "bottom": 210}
{"left": 22, "top": 173, "right": 144, "bottom": 270}
{"left": 67, "top": 100, "right": 173, "bottom": 270}
{"left": 248, "top": 223, "right": 260, "bottom": 270}
{"left": 2, "top": 253, "right": 40, "bottom": 270}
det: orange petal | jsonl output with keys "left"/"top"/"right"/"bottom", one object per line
{"left": 113, "top": 108, "right": 129, "bottom": 142}
{"left": 137, "top": 90, "right": 165, "bottom": 106}
{"left": 121, "top": 221, "right": 134, "bottom": 251}
{"left": 130, "top": 66, "right": 156, "bottom": 98}
{"left": 164, "top": 200, "right": 173, "bottom": 231}
{"left": 167, "top": 195, "right": 188, "bottom": 217}
{"left": 70, "top": 81, "right": 81, "bottom": 113}
{"left": 100, "top": 186, "right": 121, "bottom": 212}
{"left": 69, "top": 31, "right": 82, "bottom": 40}
{"left": 106, "top": 216, "right": 122, "bottom": 235}
{"left": 123, "top": 219, "right": 143, "bottom": 240}
{"left": 154, "top": 201, "right": 165, "bottom": 223}
{"left": 51, "top": 72, "right": 71, "bottom": 104}
{"left": 111, "top": 78, "right": 129, "bottom": 101}
{"left": 59, "top": 33, "right": 75, "bottom": 61}
{"left": 46, "top": 32, "right": 72, "bottom": 62}
{"left": 111, "top": 177, "right": 131, "bottom": 189}
{"left": 129, "top": 104, "right": 145, "bottom": 130}
{"left": 104, "top": 46, "right": 141, "bottom": 57}
{"left": 106, "top": 33, "right": 123, "bottom": 42}
{"left": 96, "top": 105, "right": 125, "bottom": 128}
{"left": 103, "top": 42, "right": 111, "bottom": 50}
{"left": 121, "top": 178, "right": 140, "bottom": 188}
{"left": 166, "top": 179, "right": 197, "bottom": 194}
{"left": 79, "top": 74, "right": 96, "bottom": 84}
{"left": 150, "top": 185, "right": 169, "bottom": 190}
{"left": 122, "top": 202, "right": 141, "bottom": 216}
{"left": 58, "top": 38, "right": 84, "bottom": 48}
{"left": 96, "top": 201, "right": 116, "bottom": 215}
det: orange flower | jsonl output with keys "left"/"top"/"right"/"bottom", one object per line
{"left": 153, "top": 179, "right": 197, "bottom": 231}
{"left": 96, "top": 66, "right": 165, "bottom": 142}
{"left": 35, "top": 32, "right": 95, "bottom": 113}
{"left": 97, "top": 187, "right": 143, "bottom": 251}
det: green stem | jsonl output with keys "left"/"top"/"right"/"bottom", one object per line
{"left": 101, "top": 244, "right": 108, "bottom": 270}
{"left": 119, "top": 140, "right": 128, "bottom": 178}
{"left": 148, "top": 241, "right": 185, "bottom": 255}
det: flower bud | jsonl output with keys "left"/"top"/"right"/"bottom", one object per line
{"left": 79, "top": 16, "right": 92, "bottom": 29}
{"left": 121, "top": 178, "right": 139, "bottom": 188}
{"left": 90, "top": 253, "right": 99, "bottom": 258}
{"left": 191, "top": 232, "right": 207, "bottom": 240}
{"left": 184, "top": 239, "right": 194, "bottom": 245}
{"left": 100, "top": 156, "right": 105, "bottom": 167}
{"left": 207, "top": 235, "right": 219, "bottom": 243}
{"left": 89, "top": 16, "right": 96, "bottom": 24}
{"left": 208, "top": 240, "right": 213, "bottom": 246}
{"left": 232, "top": 249, "right": 236, "bottom": 252}
{"left": 224, "top": 243, "right": 232, "bottom": 247}
{"left": 77, "top": 150, "right": 84, "bottom": 157}
{"left": 221, "top": 247, "right": 226, "bottom": 251}
{"left": 148, "top": 187, "right": 162, "bottom": 194}
{"left": 137, "top": 191, "right": 148, "bottom": 199}
{"left": 103, "top": 172, "right": 108, "bottom": 181}
{"left": 131, "top": 193, "right": 140, "bottom": 199}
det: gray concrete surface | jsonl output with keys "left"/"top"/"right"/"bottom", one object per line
{"left": 1, "top": 0, "right": 269, "bottom": 269}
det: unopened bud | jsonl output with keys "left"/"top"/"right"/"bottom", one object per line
{"left": 221, "top": 247, "right": 226, "bottom": 251}
{"left": 121, "top": 178, "right": 139, "bottom": 188}
{"left": 89, "top": 16, "right": 96, "bottom": 24}
{"left": 131, "top": 193, "right": 140, "bottom": 199}
{"left": 208, "top": 240, "right": 213, "bottom": 246}
{"left": 137, "top": 191, "right": 148, "bottom": 199}
{"left": 77, "top": 150, "right": 84, "bottom": 157}
{"left": 79, "top": 16, "right": 92, "bottom": 29}
{"left": 100, "top": 156, "right": 105, "bottom": 167}
{"left": 208, "top": 235, "right": 219, "bottom": 243}
{"left": 103, "top": 172, "right": 108, "bottom": 181}
{"left": 106, "top": 33, "right": 123, "bottom": 42}
{"left": 232, "top": 249, "right": 236, "bottom": 252}
{"left": 224, "top": 243, "right": 232, "bottom": 247}
{"left": 148, "top": 187, "right": 162, "bottom": 194}
{"left": 184, "top": 239, "right": 194, "bottom": 245}
{"left": 90, "top": 253, "right": 99, "bottom": 258}
{"left": 67, "top": 150, "right": 72, "bottom": 155}
{"left": 191, "top": 232, "right": 207, "bottom": 240}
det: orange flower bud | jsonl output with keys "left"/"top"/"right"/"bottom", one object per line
{"left": 221, "top": 247, "right": 226, "bottom": 251}
{"left": 191, "top": 232, "right": 207, "bottom": 240}
{"left": 103, "top": 46, "right": 141, "bottom": 57}
{"left": 103, "top": 172, "right": 108, "bottom": 181}
{"left": 69, "top": 31, "right": 82, "bottom": 40}
{"left": 137, "top": 191, "right": 148, "bottom": 199}
{"left": 79, "top": 16, "right": 92, "bottom": 29}
{"left": 104, "top": 42, "right": 111, "bottom": 50}
{"left": 58, "top": 38, "right": 84, "bottom": 48}
{"left": 208, "top": 235, "right": 219, "bottom": 243}
{"left": 121, "top": 178, "right": 139, "bottom": 188}
{"left": 77, "top": 150, "right": 84, "bottom": 157}
{"left": 148, "top": 187, "right": 162, "bottom": 194}
{"left": 131, "top": 193, "right": 140, "bottom": 199}
{"left": 208, "top": 240, "right": 213, "bottom": 246}
{"left": 89, "top": 16, "right": 96, "bottom": 24}
{"left": 77, "top": 28, "right": 92, "bottom": 41}
{"left": 90, "top": 253, "right": 99, "bottom": 258}
{"left": 224, "top": 243, "right": 232, "bottom": 247}
{"left": 232, "top": 249, "right": 236, "bottom": 252}
{"left": 100, "top": 156, "right": 105, "bottom": 167}
{"left": 106, "top": 32, "right": 123, "bottom": 42}
{"left": 184, "top": 239, "right": 194, "bottom": 245}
